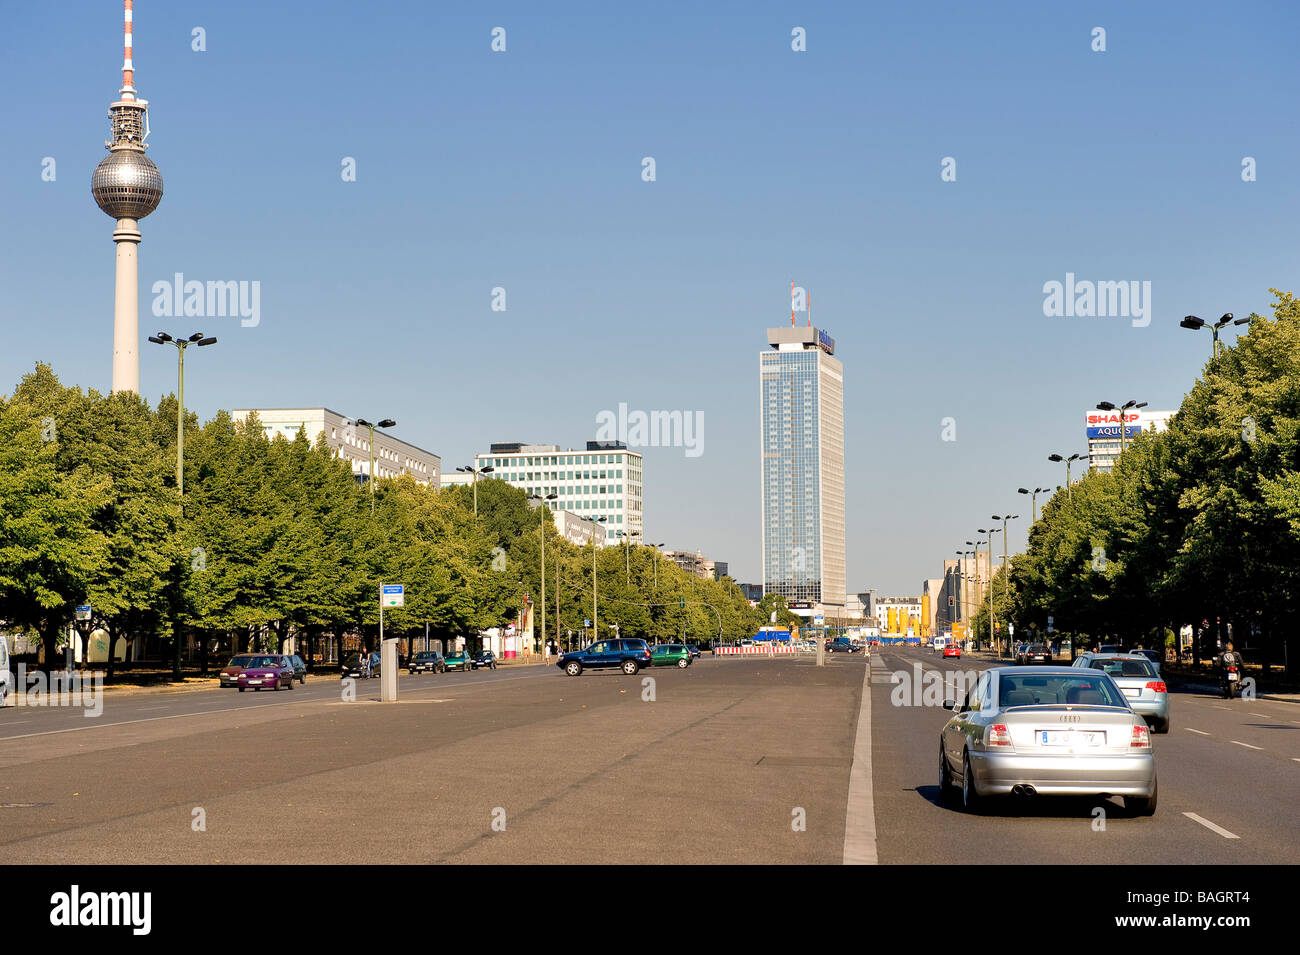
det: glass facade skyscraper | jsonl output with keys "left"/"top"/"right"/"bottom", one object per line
{"left": 760, "top": 327, "right": 845, "bottom": 612}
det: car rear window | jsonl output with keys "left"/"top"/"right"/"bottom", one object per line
{"left": 1091, "top": 659, "right": 1157, "bottom": 678}
{"left": 998, "top": 673, "right": 1128, "bottom": 708}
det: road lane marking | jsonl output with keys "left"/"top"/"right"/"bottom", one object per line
{"left": 843, "top": 650, "right": 877, "bottom": 865}
{"left": 1185, "top": 728, "right": 1211, "bottom": 736}
{"left": 1183, "top": 813, "right": 1240, "bottom": 839}
{"left": 1230, "top": 740, "right": 1263, "bottom": 750}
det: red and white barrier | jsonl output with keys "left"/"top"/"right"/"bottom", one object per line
{"left": 714, "top": 644, "right": 797, "bottom": 655}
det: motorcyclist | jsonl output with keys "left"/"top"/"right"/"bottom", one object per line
{"left": 1218, "top": 641, "right": 1242, "bottom": 696}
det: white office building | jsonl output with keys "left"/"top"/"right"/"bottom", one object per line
{"left": 475, "top": 441, "right": 643, "bottom": 545}
{"left": 1085, "top": 408, "right": 1175, "bottom": 473}
{"left": 232, "top": 408, "right": 440, "bottom": 486}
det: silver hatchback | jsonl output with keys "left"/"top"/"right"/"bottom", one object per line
{"left": 939, "top": 667, "right": 1157, "bottom": 815}
{"left": 1073, "top": 653, "right": 1169, "bottom": 733}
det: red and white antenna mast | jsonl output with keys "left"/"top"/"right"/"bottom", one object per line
{"left": 121, "top": 0, "right": 136, "bottom": 101}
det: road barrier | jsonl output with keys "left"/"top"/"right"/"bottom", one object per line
{"left": 714, "top": 645, "right": 797, "bottom": 656}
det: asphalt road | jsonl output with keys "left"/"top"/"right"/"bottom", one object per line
{"left": 3, "top": 648, "right": 1295, "bottom": 864}
{"left": 0, "top": 657, "right": 865, "bottom": 864}
{"left": 871, "top": 645, "right": 1300, "bottom": 864}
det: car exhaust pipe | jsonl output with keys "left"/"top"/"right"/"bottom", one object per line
{"left": 1012, "top": 785, "right": 1037, "bottom": 797}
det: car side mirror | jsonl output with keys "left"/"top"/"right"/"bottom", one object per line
{"left": 943, "top": 699, "right": 958, "bottom": 711}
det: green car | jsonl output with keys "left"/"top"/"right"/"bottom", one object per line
{"left": 445, "top": 651, "right": 471, "bottom": 671}
{"left": 650, "top": 644, "right": 692, "bottom": 668}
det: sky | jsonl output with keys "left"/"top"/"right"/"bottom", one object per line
{"left": 3, "top": 0, "right": 1297, "bottom": 594}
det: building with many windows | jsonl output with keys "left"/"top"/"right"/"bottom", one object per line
{"left": 1085, "top": 407, "right": 1174, "bottom": 473}
{"left": 475, "top": 441, "right": 642, "bottom": 544}
{"left": 760, "top": 326, "right": 846, "bottom": 615}
{"left": 232, "top": 408, "right": 440, "bottom": 486}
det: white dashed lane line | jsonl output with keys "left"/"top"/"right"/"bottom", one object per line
{"left": 1183, "top": 813, "right": 1241, "bottom": 840}
{"left": 1185, "top": 728, "right": 1211, "bottom": 736}
{"left": 1230, "top": 740, "right": 1264, "bottom": 751}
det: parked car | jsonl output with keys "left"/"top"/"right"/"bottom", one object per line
{"left": 1020, "top": 644, "right": 1053, "bottom": 666}
{"left": 651, "top": 644, "right": 692, "bottom": 668}
{"left": 472, "top": 651, "right": 498, "bottom": 670}
{"left": 409, "top": 651, "right": 446, "bottom": 674}
{"left": 1073, "top": 653, "right": 1169, "bottom": 733}
{"left": 939, "top": 667, "right": 1157, "bottom": 815}
{"left": 0, "top": 636, "right": 11, "bottom": 706}
{"left": 557, "top": 638, "right": 653, "bottom": 676}
{"left": 237, "top": 655, "right": 296, "bottom": 692}
{"left": 444, "top": 651, "right": 472, "bottom": 672}
{"left": 827, "top": 637, "right": 859, "bottom": 654}
{"left": 220, "top": 654, "right": 256, "bottom": 688}
{"left": 286, "top": 654, "right": 307, "bottom": 683}
{"left": 340, "top": 652, "right": 381, "bottom": 679}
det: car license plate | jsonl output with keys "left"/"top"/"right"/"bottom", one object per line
{"left": 248, "top": 679, "right": 262, "bottom": 685}
{"left": 1229, "top": 672, "right": 1239, "bottom": 681}
{"left": 1039, "top": 730, "right": 1102, "bottom": 746}
{"left": 1123, "top": 687, "right": 1140, "bottom": 698}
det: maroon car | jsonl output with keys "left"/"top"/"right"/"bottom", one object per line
{"left": 236, "top": 655, "right": 295, "bottom": 692}
{"left": 220, "top": 654, "right": 255, "bottom": 688}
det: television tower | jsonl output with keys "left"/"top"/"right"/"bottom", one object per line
{"left": 91, "top": 0, "right": 163, "bottom": 395}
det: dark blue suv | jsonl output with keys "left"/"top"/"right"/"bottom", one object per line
{"left": 557, "top": 639, "right": 652, "bottom": 676}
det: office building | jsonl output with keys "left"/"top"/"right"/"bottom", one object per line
{"left": 1085, "top": 408, "right": 1174, "bottom": 473}
{"left": 232, "top": 408, "right": 440, "bottom": 486}
{"left": 760, "top": 325, "right": 846, "bottom": 614}
{"left": 476, "top": 441, "right": 643, "bottom": 544}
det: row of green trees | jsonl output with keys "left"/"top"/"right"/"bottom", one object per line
{"left": 969, "top": 290, "right": 1300, "bottom": 673}
{"left": 0, "top": 364, "right": 777, "bottom": 676}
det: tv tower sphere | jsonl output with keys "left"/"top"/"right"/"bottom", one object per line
{"left": 92, "top": 149, "right": 163, "bottom": 219}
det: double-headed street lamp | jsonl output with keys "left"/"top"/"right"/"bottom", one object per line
{"left": 147, "top": 331, "right": 217, "bottom": 499}
{"left": 647, "top": 542, "right": 665, "bottom": 589}
{"left": 1017, "top": 486, "right": 1048, "bottom": 525}
{"left": 354, "top": 417, "right": 397, "bottom": 515}
{"left": 1096, "top": 400, "right": 1145, "bottom": 462}
{"left": 1047, "top": 452, "right": 1085, "bottom": 501}
{"left": 1180, "top": 313, "right": 1249, "bottom": 360}
{"left": 616, "top": 529, "right": 641, "bottom": 584}
{"left": 977, "top": 528, "right": 995, "bottom": 650}
{"left": 455, "top": 463, "right": 494, "bottom": 516}
{"left": 529, "top": 493, "right": 558, "bottom": 660}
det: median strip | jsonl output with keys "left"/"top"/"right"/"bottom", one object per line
{"left": 842, "top": 651, "right": 877, "bottom": 865}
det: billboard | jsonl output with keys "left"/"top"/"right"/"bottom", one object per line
{"left": 1085, "top": 409, "right": 1174, "bottom": 440}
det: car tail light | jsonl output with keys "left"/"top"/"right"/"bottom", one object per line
{"left": 986, "top": 724, "right": 1012, "bottom": 747}
{"left": 1130, "top": 723, "right": 1151, "bottom": 749}
{"left": 1146, "top": 681, "right": 1167, "bottom": 693}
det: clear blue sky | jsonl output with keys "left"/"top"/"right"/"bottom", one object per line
{"left": 3, "top": 1, "right": 1296, "bottom": 593}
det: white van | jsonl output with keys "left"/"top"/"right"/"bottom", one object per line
{"left": 930, "top": 636, "right": 951, "bottom": 653}
{"left": 0, "top": 637, "right": 11, "bottom": 706}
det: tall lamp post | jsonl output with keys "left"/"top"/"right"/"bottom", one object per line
{"left": 148, "top": 331, "right": 217, "bottom": 681}
{"left": 590, "top": 516, "right": 607, "bottom": 641}
{"left": 529, "top": 493, "right": 558, "bottom": 661}
{"left": 1095, "top": 400, "right": 1146, "bottom": 464}
{"left": 1048, "top": 453, "right": 1085, "bottom": 501}
{"left": 455, "top": 464, "right": 494, "bottom": 516}
{"left": 147, "top": 332, "right": 217, "bottom": 499}
{"left": 647, "top": 542, "right": 664, "bottom": 589}
{"left": 991, "top": 514, "right": 1018, "bottom": 654}
{"left": 1017, "top": 487, "right": 1048, "bottom": 525}
{"left": 617, "top": 529, "right": 641, "bottom": 584}
{"left": 1180, "top": 313, "right": 1249, "bottom": 360}
{"left": 354, "top": 417, "right": 397, "bottom": 514}
{"left": 977, "top": 527, "right": 996, "bottom": 650}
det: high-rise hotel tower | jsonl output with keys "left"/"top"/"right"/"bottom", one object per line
{"left": 760, "top": 326, "right": 846, "bottom": 615}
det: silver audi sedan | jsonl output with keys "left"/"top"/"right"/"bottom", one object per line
{"left": 939, "top": 666, "right": 1157, "bottom": 815}
{"left": 1072, "top": 653, "right": 1169, "bottom": 733}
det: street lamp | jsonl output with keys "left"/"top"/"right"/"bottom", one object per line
{"left": 529, "top": 493, "right": 558, "bottom": 660}
{"left": 456, "top": 464, "right": 495, "bottom": 517}
{"left": 977, "top": 528, "right": 996, "bottom": 650}
{"left": 354, "top": 417, "right": 397, "bottom": 514}
{"left": 1047, "top": 452, "right": 1085, "bottom": 500}
{"left": 590, "top": 516, "right": 607, "bottom": 641}
{"left": 147, "top": 331, "right": 217, "bottom": 499}
{"left": 647, "top": 542, "right": 665, "bottom": 589}
{"left": 1180, "top": 313, "right": 1249, "bottom": 360}
{"left": 992, "top": 514, "right": 1018, "bottom": 654}
{"left": 1017, "top": 486, "right": 1048, "bottom": 525}
{"left": 617, "top": 529, "right": 641, "bottom": 584}
{"left": 1095, "top": 399, "right": 1146, "bottom": 463}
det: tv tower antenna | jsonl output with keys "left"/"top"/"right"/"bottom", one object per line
{"left": 92, "top": 0, "right": 164, "bottom": 395}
